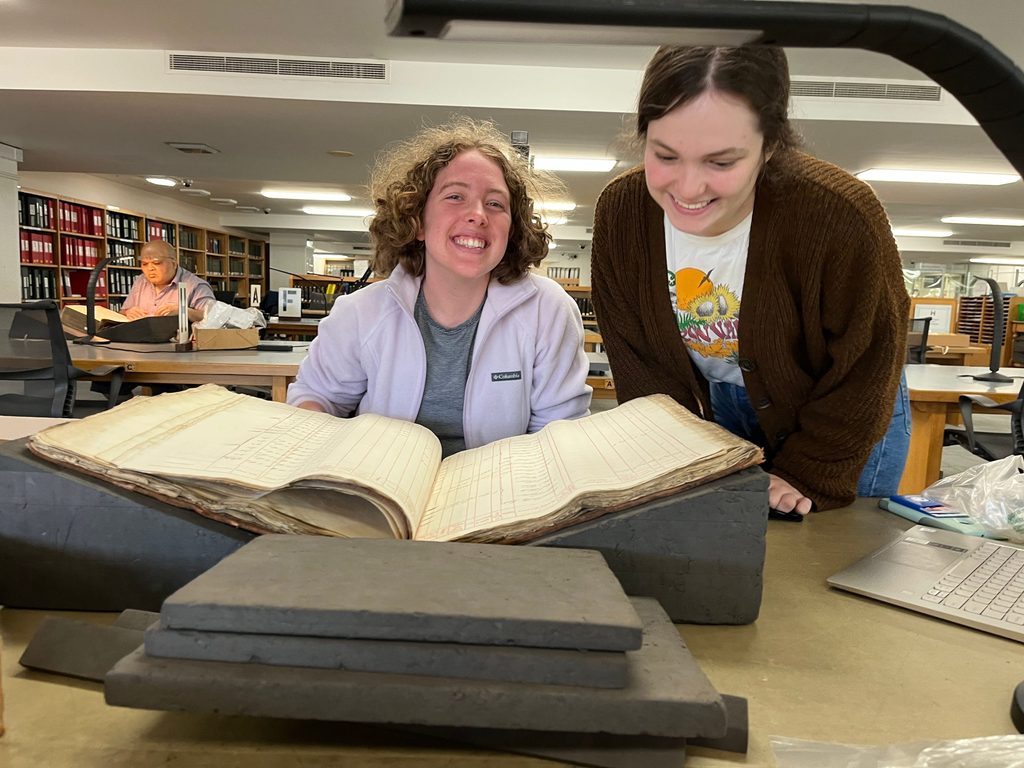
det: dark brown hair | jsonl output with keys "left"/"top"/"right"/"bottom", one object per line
{"left": 637, "top": 45, "right": 800, "bottom": 157}
{"left": 368, "top": 117, "right": 564, "bottom": 284}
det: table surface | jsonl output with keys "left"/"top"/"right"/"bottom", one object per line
{"left": 905, "top": 364, "right": 1023, "bottom": 400}
{"left": 2, "top": 500, "right": 1021, "bottom": 767}
{"left": 69, "top": 342, "right": 309, "bottom": 373}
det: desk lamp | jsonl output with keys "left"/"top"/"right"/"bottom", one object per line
{"left": 75, "top": 253, "right": 136, "bottom": 344}
{"left": 972, "top": 277, "right": 1013, "bottom": 383}
{"left": 387, "top": 1, "right": 1024, "bottom": 180}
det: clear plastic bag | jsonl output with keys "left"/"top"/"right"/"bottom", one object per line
{"left": 194, "top": 301, "right": 267, "bottom": 331}
{"left": 771, "top": 734, "right": 1024, "bottom": 767}
{"left": 922, "top": 454, "right": 1024, "bottom": 542}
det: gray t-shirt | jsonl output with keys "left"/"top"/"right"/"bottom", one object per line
{"left": 414, "top": 290, "right": 484, "bottom": 458}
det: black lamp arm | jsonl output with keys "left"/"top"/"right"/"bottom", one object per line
{"left": 85, "top": 255, "right": 115, "bottom": 338}
{"left": 389, "top": 1, "right": 1024, "bottom": 179}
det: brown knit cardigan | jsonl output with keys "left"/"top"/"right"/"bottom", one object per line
{"left": 591, "top": 151, "right": 910, "bottom": 509}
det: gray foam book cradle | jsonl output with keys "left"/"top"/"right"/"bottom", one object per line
{"left": 0, "top": 438, "right": 768, "bottom": 624}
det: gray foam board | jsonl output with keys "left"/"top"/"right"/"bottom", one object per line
{"left": 532, "top": 467, "right": 768, "bottom": 624}
{"left": 106, "top": 597, "right": 726, "bottom": 738}
{"left": 19, "top": 616, "right": 143, "bottom": 682}
{"left": 0, "top": 439, "right": 252, "bottom": 611}
{"left": 145, "top": 624, "right": 627, "bottom": 688}
{"left": 160, "top": 535, "right": 642, "bottom": 651}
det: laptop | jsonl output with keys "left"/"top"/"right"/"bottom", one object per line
{"left": 828, "top": 525, "right": 1024, "bottom": 643}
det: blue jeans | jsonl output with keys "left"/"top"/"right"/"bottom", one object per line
{"left": 709, "top": 372, "right": 910, "bottom": 498}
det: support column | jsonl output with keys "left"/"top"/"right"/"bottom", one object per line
{"left": 268, "top": 231, "right": 313, "bottom": 291}
{"left": 0, "top": 143, "right": 24, "bottom": 302}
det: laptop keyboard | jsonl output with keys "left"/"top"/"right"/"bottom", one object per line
{"left": 922, "top": 541, "right": 1024, "bottom": 624}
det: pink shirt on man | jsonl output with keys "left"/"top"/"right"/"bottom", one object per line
{"left": 122, "top": 267, "right": 215, "bottom": 317}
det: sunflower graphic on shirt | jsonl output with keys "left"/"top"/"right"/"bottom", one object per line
{"left": 668, "top": 267, "right": 740, "bottom": 362}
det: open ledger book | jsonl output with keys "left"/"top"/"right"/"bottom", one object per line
{"left": 60, "top": 304, "right": 130, "bottom": 333}
{"left": 27, "top": 385, "right": 763, "bottom": 544}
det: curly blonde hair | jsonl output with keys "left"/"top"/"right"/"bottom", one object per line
{"left": 368, "top": 117, "right": 565, "bottom": 285}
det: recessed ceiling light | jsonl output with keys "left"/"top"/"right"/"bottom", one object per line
{"left": 327, "top": 150, "right": 354, "bottom": 158}
{"left": 178, "top": 188, "right": 211, "bottom": 197}
{"left": 235, "top": 205, "right": 261, "bottom": 212}
{"left": 302, "top": 205, "right": 375, "bottom": 217}
{"left": 536, "top": 201, "right": 577, "bottom": 212}
{"left": 210, "top": 197, "right": 238, "bottom": 205}
{"left": 857, "top": 169, "right": 1020, "bottom": 185}
{"left": 969, "top": 257, "right": 1024, "bottom": 265}
{"left": 891, "top": 227, "right": 954, "bottom": 238}
{"left": 533, "top": 157, "right": 617, "bottom": 173}
{"left": 262, "top": 188, "right": 352, "bottom": 201}
{"left": 941, "top": 215, "right": 1024, "bottom": 226}
{"left": 146, "top": 176, "right": 177, "bottom": 187}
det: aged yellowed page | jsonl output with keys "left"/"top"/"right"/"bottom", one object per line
{"left": 62, "top": 303, "right": 130, "bottom": 324}
{"left": 29, "top": 385, "right": 441, "bottom": 539}
{"left": 414, "top": 394, "right": 762, "bottom": 542}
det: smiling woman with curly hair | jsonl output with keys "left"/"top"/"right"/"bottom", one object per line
{"left": 369, "top": 117, "right": 562, "bottom": 284}
{"left": 288, "top": 117, "right": 592, "bottom": 457}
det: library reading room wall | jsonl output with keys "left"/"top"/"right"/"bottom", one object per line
{"left": 16, "top": 172, "right": 266, "bottom": 310}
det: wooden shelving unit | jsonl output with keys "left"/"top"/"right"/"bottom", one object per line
{"left": 17, "top": 189, "right": 267, "bottom": 311}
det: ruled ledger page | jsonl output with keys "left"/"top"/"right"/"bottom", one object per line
{"left": 414, "top": 394, "right": 762, "bottom": 542}
{"left": 29, "top": 385, "right": 441, "bottom": 539}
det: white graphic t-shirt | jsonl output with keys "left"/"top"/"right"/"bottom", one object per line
{"left": 664, "top": 211, "right": 752, "bottom": 386}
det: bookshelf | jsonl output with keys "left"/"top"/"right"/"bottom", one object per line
{"left": 957, "top": 294, "right": 1017, "bottom": 368}
{"left": 17, "top": 189, "right": 267, "bottom": 310}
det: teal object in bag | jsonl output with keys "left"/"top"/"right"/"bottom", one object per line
{"left": 879, "top": 495, "right": 995, "bottom": 538}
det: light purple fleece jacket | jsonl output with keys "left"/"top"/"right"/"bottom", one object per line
{"left": 286, "top": 264, "right": 593, "bottom": 448}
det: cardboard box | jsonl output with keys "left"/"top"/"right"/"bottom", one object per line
{"left": 928, "top": 332, "right": 971, "bottom": 347}
{"left": 192, "top": 328, "right": 259, "bottom": 351}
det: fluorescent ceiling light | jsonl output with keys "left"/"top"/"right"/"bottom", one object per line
{"left": 969, "top": 257, "right": 1024, "bottom": 266}
{"left": 941, "top": 215, "right": 1024, "bottom": 227}
{"left": 178, "top": 188, "right": 211, "bottom": 197}
{"left": 439, "top": 20, "right": 758, "bottom": 46}
{"left": 262, "top": 188, "right": 352, "bottom": 202}
{"left": 891, "top": 227, "right": 954, "bottom": 238}
{"left": 548, "top": 242, "right": 558, "bottom": 249}
{"left": 533, "top": 157, "right": 617, "bottom": 173}
{"left": 857, "top": 169, "right": 1020, "bottom": 185}
{"left": 146, "top": 176, "right": 177, "bottom": 187}
{"left": 210, "top": 197, "right": 238, "bottom": 206}
{"left": 235, "top": 206, "right": 261, "bottom": 212}
{"left": 302, "top": 205, "right": 375, "bottom": 217}
{"left": 535, "top": 201, "right": 577, "bottom": 212}
{"left": 541, "top": 215, "right": 568, "bottom": 226}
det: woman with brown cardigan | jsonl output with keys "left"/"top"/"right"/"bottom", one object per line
{"left": 591, "top": 45, "right": 910, "bottom": 515}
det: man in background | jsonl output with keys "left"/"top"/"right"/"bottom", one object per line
{"left": 122, "top": 240, "right": 214, "bottom": 323}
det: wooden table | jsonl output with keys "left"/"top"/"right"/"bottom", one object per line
{"left": 925, "top": 344, "right": 990, "bottom": 366}
{"left": 69, "top": 343, "right": 308, "bottom": 403}
{"left": 2, "top": 500, "right": 1020, "bottom": 766}
{"left": 266, "top": 318, "right": 321, "bottom": 341}
{"left": 899, "top": 364, "right": 1022, "bottom": 494}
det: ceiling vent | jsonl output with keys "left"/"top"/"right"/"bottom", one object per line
{"left": 943, "top": 238, "right": 1012, "bottom": 248}
{"left": 792, "top": 79, "right": 941, "bottom": 102}
{"left": 166, "top": 142, "right": 219, "bottom": 154}
{"left": 169, "top": 53, "right": 388, "bottom": 82}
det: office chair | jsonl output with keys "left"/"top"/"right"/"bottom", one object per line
{"left": 0, "top": 301, "right": 126, "bottom": 418}
{"left": 943, "top": 379, "right": 1024, "bottom": 461}
{"left": 906, "top": 316, "right": 932, "bottom": 364}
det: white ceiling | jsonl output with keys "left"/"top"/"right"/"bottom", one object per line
{"left": 2, "top": 0, "right": 1023, "bottom": 265}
